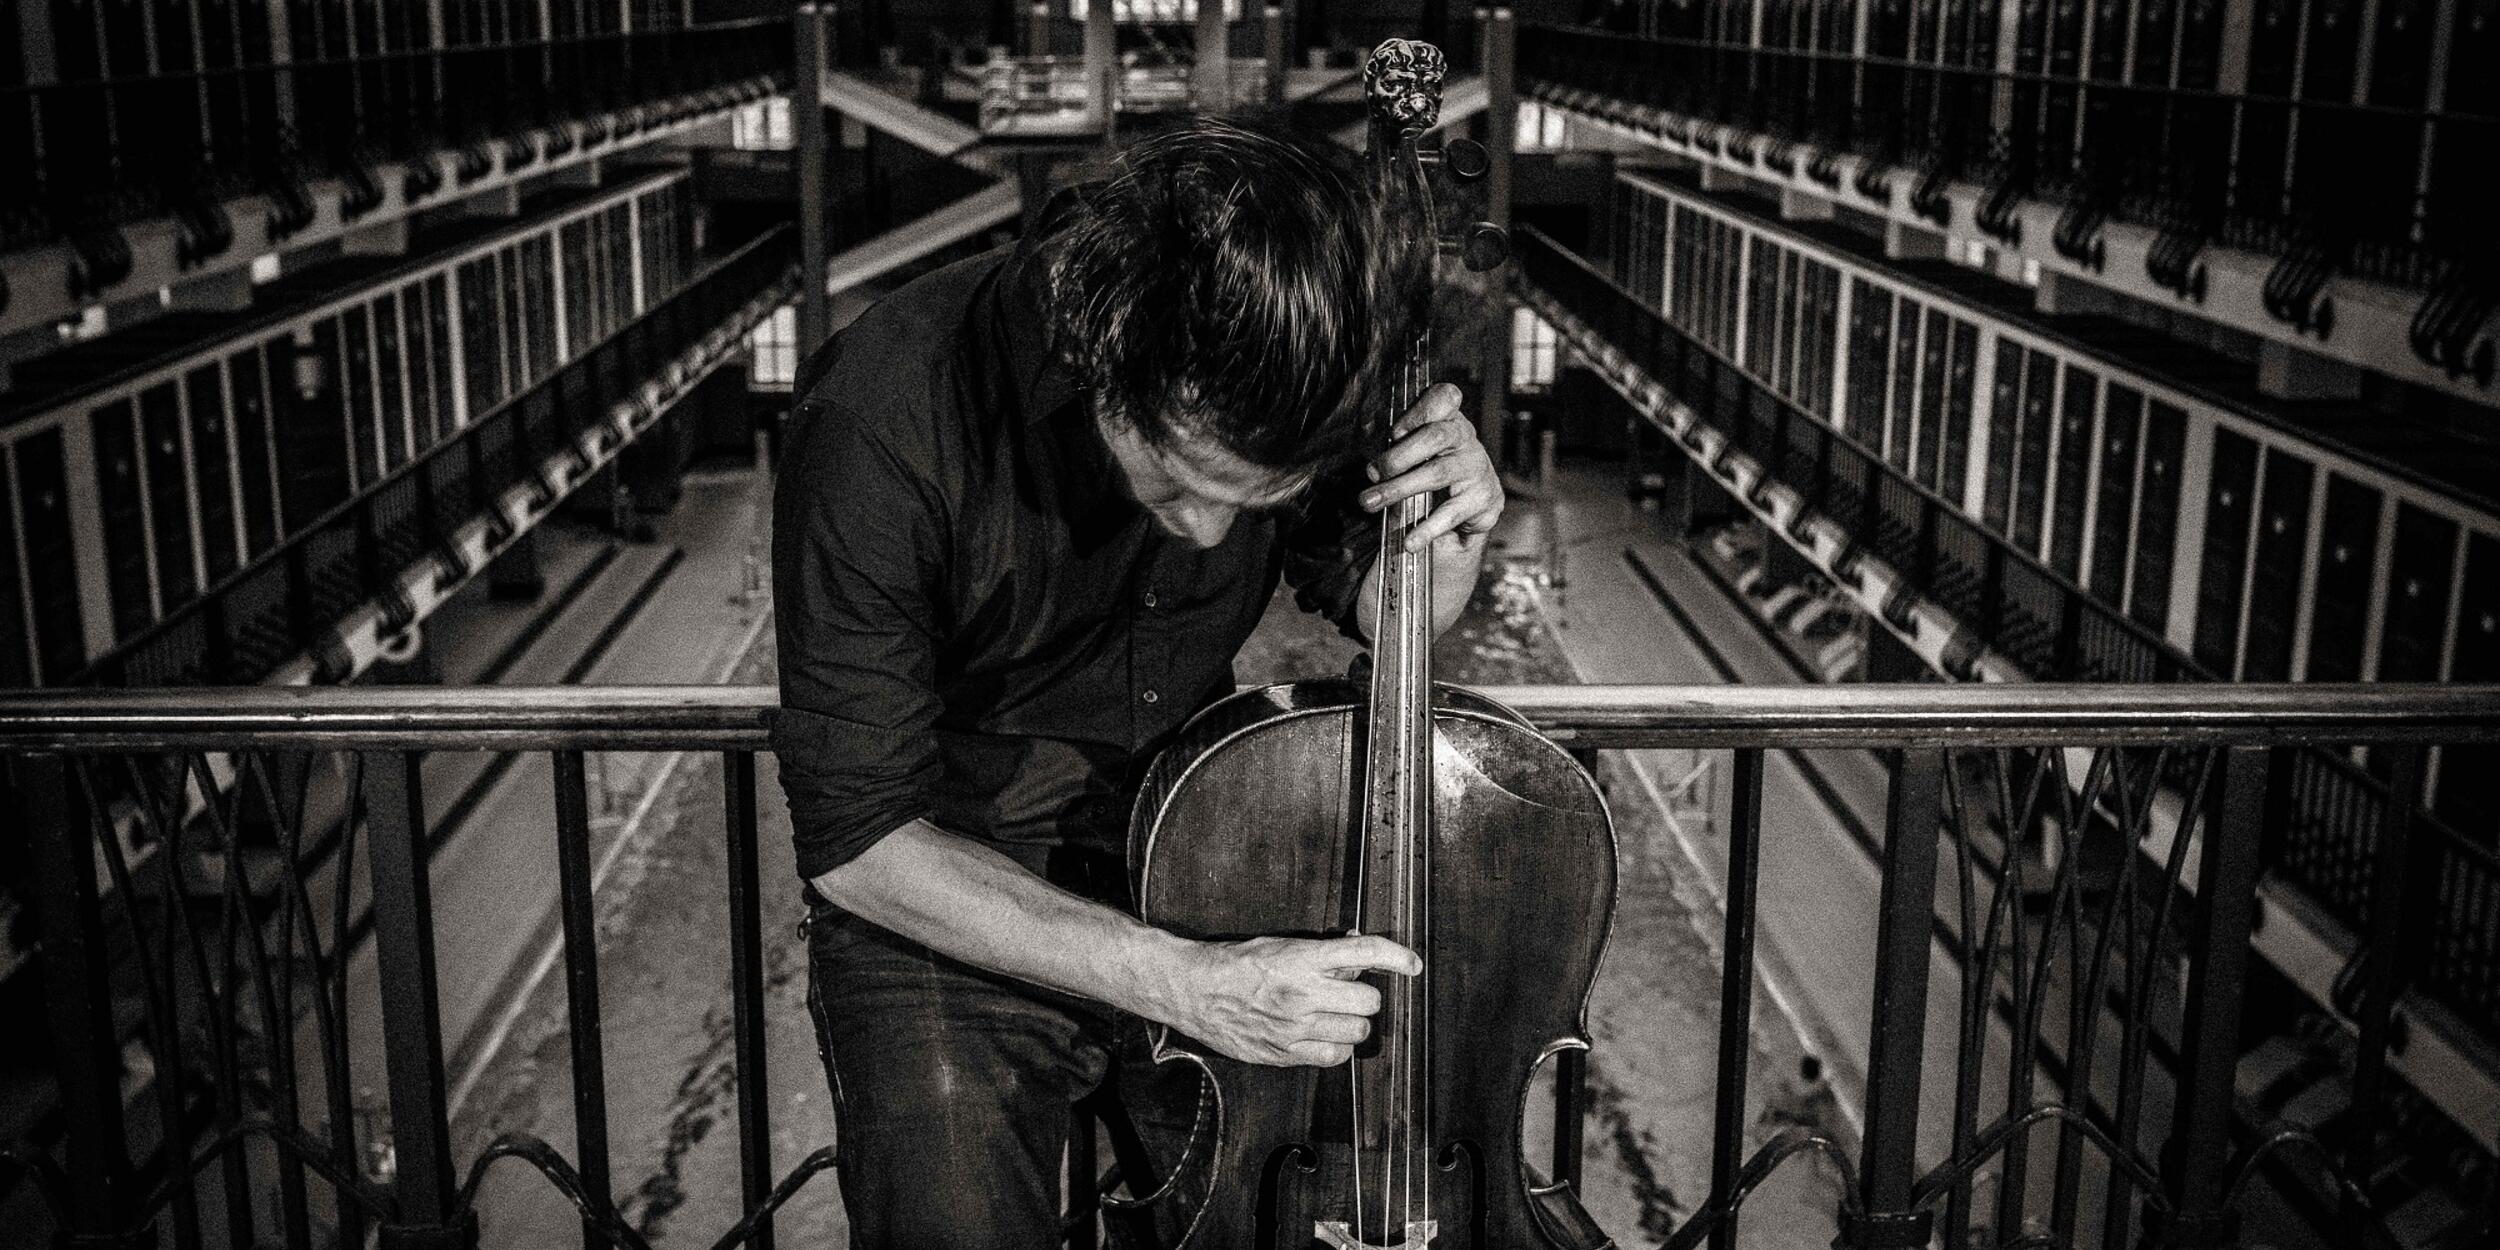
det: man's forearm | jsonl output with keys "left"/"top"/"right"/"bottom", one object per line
{"left": 809, "top": 820, "right": 1199, "bottom": 1019}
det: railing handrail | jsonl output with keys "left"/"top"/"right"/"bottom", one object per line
{"left": 1518, "top": 20, "right": 2500, "bottom": 124}
{"left": 6, "top": 682, "right": 2499, "bottom": 751}
{"left": 0, "top": 17, "right": 795, "bottom": 94}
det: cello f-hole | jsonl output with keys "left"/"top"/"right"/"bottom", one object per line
{"left": 1258, "top": 1142, "right": 1322, "bottom": 1250}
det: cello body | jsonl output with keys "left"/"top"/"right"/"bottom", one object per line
{"left": 1128, "top": 680, "right": 1618, "bottom": 1249}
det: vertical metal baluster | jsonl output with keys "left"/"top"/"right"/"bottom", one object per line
{"left": 80, "top": 756, "right": 205, "bottom": 1250}
{"left": 329, "top": 750, "right": 373, "bottom": 1247}
{"left": 245, "top": 751, "right": 325, "bottom": 1250}
{"left": 1705, "top": 748, "right": 1765, "bottom": 1250}
{"left": 189, "top": 748, "right": 314, "bottom": 1250}
{"left": 362, "top": 750, "right": 475, "bottom": 1248}
{"left": 20, "top": 753, "right": 154, "bottom": 1250}
{"left": 1840, "top": 748, "right": 1942, "bottom": 1250}
{"left": 1939, "top": 750, "right": 1987, "bottom": 1250}
{"left": 2052, "top": 746, "right": 2164, "bottom": 1245}
{"left": 2347, "top": 743, "right": 2427, "bottom": 1243}
{"left": 182, "top": 763, "right": 262, "bottom": 1250}
{"left": 724, "top": 750, "right": 776, "bottom": 1250}
{"left": 1999, "top": 744, "right": 2110, "bottom": 1244}
{"left": 2154, "top": 745, "right": 2271, "bottom": 1249}
{"left": 554, "top": 751, "right": 615, "bottom": 1248}
{"left": 2102, "top": 747, "right": 2220, "bottom": 1250}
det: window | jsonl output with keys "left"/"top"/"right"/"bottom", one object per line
{"left": 1512, "top": 307, "right": 1559, "bottom": 392}
{"left": 1517, "top": 101, "right": 1569, "bottom": 151}
{"left": 750, "top": 304, "right": 800, "bottom": 390}
{"left": 1067, "top": 0, "right": 1245, "bottom": 21}
{"left": 732, "top": 97, "right": 794, "bottom": 151}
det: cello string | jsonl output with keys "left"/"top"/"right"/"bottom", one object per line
{"left": 1417, "top": 326, "right": 1435, "bottom": 1234}
{"left": 1388, "top": 337, "right": 1409, "bottom": 1244}
{"left": 1401, "top": 332, "right": 1415, "bottom": 1238}
{"left": 1410, "top": 332, "right": 1430, "bottom": 1240}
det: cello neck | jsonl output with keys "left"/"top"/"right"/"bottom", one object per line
{"left": 1355, "top": 37, "right": 1450, "bottom": 1199}
{"left": 1362, "top": 330, "right": 1436, "bottom": 911}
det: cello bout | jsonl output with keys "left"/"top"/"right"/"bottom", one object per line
{"left": 1129, "top": 684, "right": 1618, "bottom": 1249}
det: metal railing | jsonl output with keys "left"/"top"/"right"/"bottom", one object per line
{"left": 1514, "top": 23, "right": 2500, "bottom": 300}
{"left": 975, "top": 57, "right": 1276, "bottom": 134}
{"left": 2, "top": 683, "right": 2496, "bottom": 1248}
{"left": 77, "top": 225, "right": 801, "bottom": 692}
{"left": 0, "top": 17, "right": 792, "bottom": 259}
{"left": 1513, "top": 222, "right": 2500, "bottom": 1061}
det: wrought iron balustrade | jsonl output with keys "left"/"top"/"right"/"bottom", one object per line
{"left": 1514, "top": 23, "right": 2500, "bottom": 297}
{"left": 1, "top": 682, "right": 2495, "bottom": 1249}
{"left": 0, "top": 17, "right": 793, "bottom": 258}
{"left": 1512, "top": 222, "right": 2500, "bottom": 1069}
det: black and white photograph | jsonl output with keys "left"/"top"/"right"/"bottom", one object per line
{"left": 0, "top": 0, "right": 2494, "bottom": 1245}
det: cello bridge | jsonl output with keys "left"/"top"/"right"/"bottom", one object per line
{"left": 1314, "top": 1219, "right": 1439, "bottom": 1249}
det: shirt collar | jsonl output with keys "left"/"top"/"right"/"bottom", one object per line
{"left": 981, "top": 229, "right": 1135, "bottom": 542}
{"left": 990, "top": 218, "right": 1083, "bottom": 428}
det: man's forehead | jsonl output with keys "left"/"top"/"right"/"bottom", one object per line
{"left": 1157, "top": 424, "right": 1315, "bottom": 501}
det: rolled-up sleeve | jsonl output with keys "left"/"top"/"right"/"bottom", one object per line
{"left": 770, "top": 385, "right": 948, "bottom": 880}
{"left": 1281, "top": 461, "right": 1384, "bottom": 642}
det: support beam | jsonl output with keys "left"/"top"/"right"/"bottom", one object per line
{"left": 463, "top": 183, "right": 524, "bottom": 219}
{"left": 170, "top": 268, "right": 257, "bottom": 312}
{"left": 1697, "top": 161, "right": 1749, "bottom": 193}
{"left": 544, "top": 157, "right": 602, "bottom": 190}
{"left": 1882, "top": 218, "right": 1946, "bottom": 260}
{"left": 1779, "top": 185, "right": 1834, "bottom": 221}
{"left": 2256, "top": 338, "right": 2365, "bottom": 401}
{"left": 1197, "top": 0, "right": 1231, "bottom": 112}
{"left": 1264, "top": 5, "right": 1286, "bottom": 102}
{"left": 2033, "top": 268, "right": 2122, "bottom": 317}
{"left": 797, "top": 4, "right": 832, "bottom": 357}
{"left": 339, "top": 216, "right": 412, "bottom": 257}
{"left": 1084, "top": 0, "right": 1116, "bottom": 129}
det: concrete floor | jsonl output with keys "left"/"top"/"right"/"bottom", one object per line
{"left": 445, "top": 459, "right": 1862, "bottom": 1247}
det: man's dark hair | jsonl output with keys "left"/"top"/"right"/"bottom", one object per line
{"left": 1036, "top": 116, "right": 1423, "bottom": 471}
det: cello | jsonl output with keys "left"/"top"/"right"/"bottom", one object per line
{"left": 1124, "top": 38, "right": 1620, "bottom": 1250}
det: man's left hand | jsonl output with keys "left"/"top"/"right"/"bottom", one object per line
{"left": 1358, "top": 383, "right": 1504, "bottom": 554}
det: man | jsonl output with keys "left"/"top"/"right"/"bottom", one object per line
{"left": 771, "top": 117, "right": 1503, "bottom": 1247}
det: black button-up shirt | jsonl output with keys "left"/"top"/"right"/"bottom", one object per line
{"left": 770, "top": 242, "right": 1379, "bottom": 885}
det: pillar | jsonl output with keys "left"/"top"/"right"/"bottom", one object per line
{"left": 1263, "top": 5, "right": 1285, "bottom": 102}
{"left": 1196, "top": 0, "right": 1230, "bottom": 112}
{"left": 796, "top": 4, "right": 832, "bottom": 356}
{"left": 1084, "top": 0, "right": 1116, "bottom": 128}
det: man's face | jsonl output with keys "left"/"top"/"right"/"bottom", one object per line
{"left": 1097, "top": 411, "right": 1313, "bottom": 550}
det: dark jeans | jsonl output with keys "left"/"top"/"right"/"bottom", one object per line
{"left": 802, "top": 901, "right": 1208, "bottom": 1249}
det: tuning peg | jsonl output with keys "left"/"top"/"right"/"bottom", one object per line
{"left": 1423, "top": 137, "right": 1490, "bottom": 181}
{"left": 1438, "top": 222, "right": 1509, "bottom": 272}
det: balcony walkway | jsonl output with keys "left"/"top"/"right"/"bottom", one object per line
{"left": 419, "top": 457, "right": 1880, "bottom": 1246}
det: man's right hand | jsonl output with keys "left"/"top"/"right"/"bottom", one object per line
{"left": 1146, "top": 934, "right": 1423, "bottom": 1067}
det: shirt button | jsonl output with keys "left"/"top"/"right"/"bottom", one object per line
{"left": 1143, "top": 590, "right": 1159, "bottom": 609}
{"left": 1141, "top": 689, "right": 1159, "bottom": 704}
